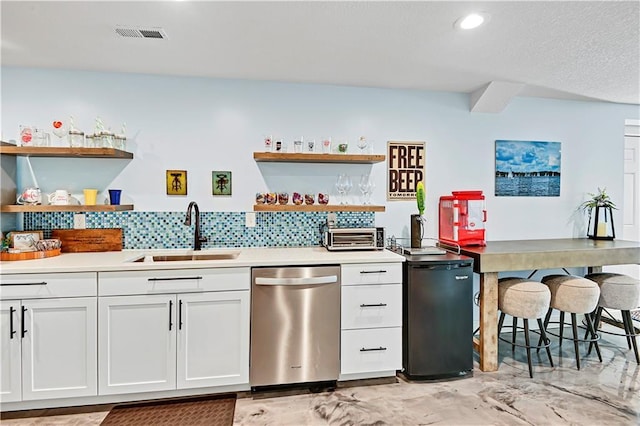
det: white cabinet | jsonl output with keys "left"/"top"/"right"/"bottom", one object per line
{"left": 177, "top": 291, "right": 249, "bottom": 389}
{"left": 97, "top": 268, "right": 250, "bottom": 396}
{"left": 0, "top": 273, "right": 98, "bottom": 404}
{"left": 339, "top": 263, "right": 402, "bottom": 380}
{"left": 98, "top": 294, "right": 176, "bottom": 394}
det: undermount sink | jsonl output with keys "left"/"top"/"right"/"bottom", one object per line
{"left": 130, "top": 251, "right": 240, "bottom": 263}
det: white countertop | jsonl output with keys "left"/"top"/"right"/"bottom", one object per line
{"left": 0, "top": 247, "right": 405, "bottom": 275}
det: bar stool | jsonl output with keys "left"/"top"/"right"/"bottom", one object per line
{"left": 541, "top": 274, "right": 602, "bottom": 370}
{"left": 498, "top": 277, "right": 553, "bottom": 378}
{"left": 585, "top": 273, "right": 640, "bottom": 364}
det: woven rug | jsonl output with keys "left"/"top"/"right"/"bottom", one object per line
{"left": 101, "top": 393, "right": 236, "bottom": 425}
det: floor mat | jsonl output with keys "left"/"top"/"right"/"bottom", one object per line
{"left": 100, "top": 393, "right": 236, "bottom": 426}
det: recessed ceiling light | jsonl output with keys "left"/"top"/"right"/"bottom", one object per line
{"left": 455, "top": 12, "right": 490, "bottom": 30}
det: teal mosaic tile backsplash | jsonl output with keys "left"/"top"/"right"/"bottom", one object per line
{"left": 24, "top": 211, "right": 375, "bottom": 250}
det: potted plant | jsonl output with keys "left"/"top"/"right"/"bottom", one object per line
{"left": 579, "top": 187, "right": 617, "bottom": 240}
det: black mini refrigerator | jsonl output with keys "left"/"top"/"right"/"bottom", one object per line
{"left": 402, "top": 253, "right": 474, "bottom": 379}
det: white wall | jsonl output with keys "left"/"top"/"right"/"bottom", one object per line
{"left": 2, "top": 67, "right": 638, "bottom": 242}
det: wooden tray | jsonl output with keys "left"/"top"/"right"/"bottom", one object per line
{"left": 0, "top": 249, "right": 61, "bottom": 261}
{"left": 52, "top": 228, "right": 122, "bottom": 252}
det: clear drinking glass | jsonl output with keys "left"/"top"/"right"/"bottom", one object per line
{"left": 357, "top": 136, "right": 368, "bottom": 153}
{"left": 322, "top": 137, "right": 332, "bottom": 154}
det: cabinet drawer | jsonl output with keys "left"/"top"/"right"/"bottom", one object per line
{"left": 340, "top": 327, "right": 402, "bottom": 375}
{"left": 341, "top": 263, "right": 402, "bottom": 286}
{"left": 98, "top": 268, "right": 250, "bottom": 296}
{"left": 341, "top": 284, "right": 401, "bottom": 330}
{"left": 0, "top": 272, "right": 97, "bottom": 299}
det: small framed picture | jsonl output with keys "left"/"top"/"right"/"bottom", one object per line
{"left": 11, "top": 231, "right": 43, "bottom": 251}
{"left": 166, "top": 170, "right": 187, "bottom": 195}
{"left": 212, "top": 171, "right": 232, "bottom": 196}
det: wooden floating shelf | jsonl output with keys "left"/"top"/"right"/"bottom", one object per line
{"left": 0, "top": 144, "right": 133, "bottom": 159}
{"left": 253, "top": 152, "right": 385, "bottom": 164}
{"left": 0, "top": 204, "right": 134, "bottom": 213}
{"left": 253, "top": 204, "right": 385, "bottom": 212}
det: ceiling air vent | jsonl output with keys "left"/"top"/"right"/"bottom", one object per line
{"left": 115, "top": 26, "right": 168, "bottom": 40}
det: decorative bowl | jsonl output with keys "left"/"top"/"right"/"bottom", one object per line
{"left": 35, "top": 239, "right": 62, "bottom": 251}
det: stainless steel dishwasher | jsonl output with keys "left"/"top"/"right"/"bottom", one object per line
{"left": 250, "top": 265, "right": 340, "bottom": 388}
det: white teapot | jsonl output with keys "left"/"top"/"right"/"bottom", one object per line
{"left": 17, "top": 187, "right": 42, "bottom": 205}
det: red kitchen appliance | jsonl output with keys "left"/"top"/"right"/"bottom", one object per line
{"left": 439, "top": 191, "right": 486, "bottom": 246}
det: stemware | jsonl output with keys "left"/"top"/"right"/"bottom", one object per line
{"left": 335, "top": 174, "right": 347, "bottom": 205}
{"left": 359, "top": 174, "right": 374, "bottom": 204}
{"left": 342, "top": 174, "right": 353, "bottom": 204}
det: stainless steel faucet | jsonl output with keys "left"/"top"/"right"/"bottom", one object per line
{"left": 184, "top": 201, "right": 207, "bottom": 250}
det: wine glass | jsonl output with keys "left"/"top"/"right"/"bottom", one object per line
{"left": 343, "top": 175, "right": 353, "bottom": 204}
{"left": 335, "top": 174, "right": 348, "bottom": 205}
{"left": 359, "top": 174, "right": 373, "bottom": 204}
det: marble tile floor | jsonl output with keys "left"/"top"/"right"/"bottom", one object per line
{"left": 2, "top": 333, "right": 638, "bottom": 426}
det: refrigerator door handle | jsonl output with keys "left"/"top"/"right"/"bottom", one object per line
{"left": 255, "top": 275, "right": 338, "bottom": 286}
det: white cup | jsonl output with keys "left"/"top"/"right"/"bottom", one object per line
{"left": 48, "top": 190, "right": 71, "bottom": 205}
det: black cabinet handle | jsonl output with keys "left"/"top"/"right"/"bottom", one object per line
{"left": 360, "top": 346, "right": 387, "bottom": 352}
{"left": 148, "top": 276, "right": 202, "bottom": 282}
{"left": 178, "top": 300, "right": 183, "bottom": 330}
{"left": 9, "top": 306, "right": 16, "bottom": 339}
{"left": 360, "top": 270, "right": 387, "bottom": 274}
{"left": 359, "top": 303, "right": 387, "bottom": 308}
{"left": 21, "top": 306, "right": 27, "bottom": 338}
{"left": 169, "top": 300, "right": 173, "bottom": 331}
{"left": 2, "top": 282, "right": 47, "bottom": 286}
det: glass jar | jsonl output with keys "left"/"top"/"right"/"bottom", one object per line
{"left": 100, "top": 131, "right": 115, "bottom": 148}
{"left": 68, "top": 130, "right": 85, "bottom": 147}
{"left": 114, "top": 134, "right": 127, "bottom": 151}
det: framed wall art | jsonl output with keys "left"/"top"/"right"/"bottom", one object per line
{"left": 495, "top": 140, "right": 561, "bottom": 197}
{"left": 166, "top": 170, "right": 187, "bottom": 195}
{"left": 212, "top": 171, "right": 232, "bottom": 196}
{"left": 387, "top": 140, "right": 425, "bottom": 201}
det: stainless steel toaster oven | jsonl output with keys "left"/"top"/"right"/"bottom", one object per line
{"left": 322, "top": 227, "right": 385, "bottom": 251}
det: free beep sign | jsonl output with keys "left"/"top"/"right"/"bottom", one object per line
{"left": 387, "top": 141, "right": 425, "bottom": 201}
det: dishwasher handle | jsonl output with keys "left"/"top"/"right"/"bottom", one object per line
{"left": 254, "top": 275, "right": 338, "bottom": 286}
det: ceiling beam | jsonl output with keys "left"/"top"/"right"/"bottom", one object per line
{"left": 470, "top": 81, "right": 525, "bottom": 113}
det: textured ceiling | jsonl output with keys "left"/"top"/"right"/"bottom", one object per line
{"left": 2, "top": 1, "right": 639, "bottom": 105}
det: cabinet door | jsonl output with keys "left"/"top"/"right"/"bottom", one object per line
{"left": 21, "top": 297, "right": 97, "bottom": 401}
{"left": 99, "top": 295, "right": 176, "bottom": 395}
{"left": 0, "top": 301, "right": 22, "bottom": 403}
{"left": 176, "top": 291, "right": 249, "bottom": 389}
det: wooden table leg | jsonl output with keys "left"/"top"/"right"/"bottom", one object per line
{"left": 479, "top": 272, "right": 499, "bottom": 372}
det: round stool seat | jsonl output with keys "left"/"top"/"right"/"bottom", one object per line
{"left": 585, "top": 273, "right": 640, "bottom": 311}
{"left": 499, "top": 277, "right": 551, "bottom": 319}
{"left": 542, "top": 275, "right": 600, "bottom": 314}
